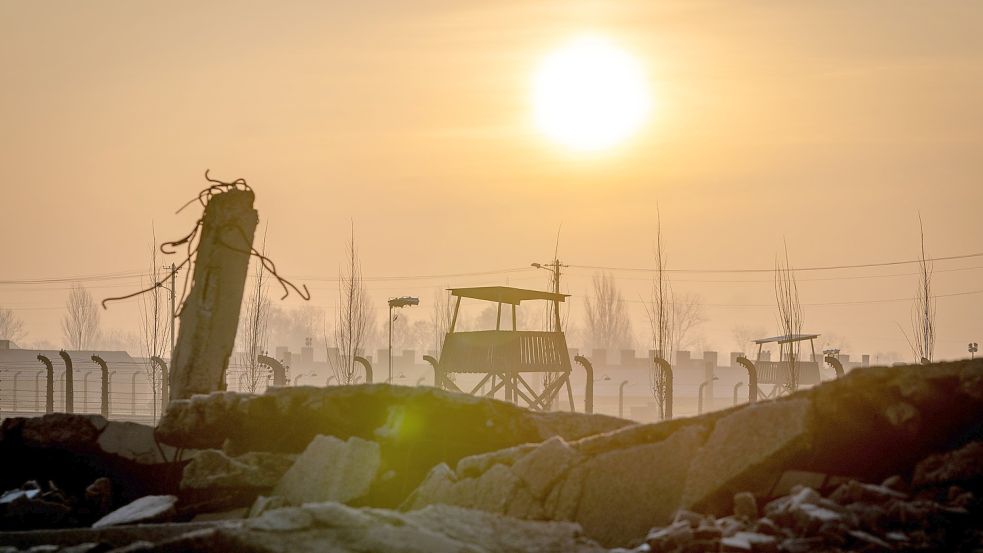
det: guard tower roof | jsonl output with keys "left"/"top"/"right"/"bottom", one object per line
{"left": 448, "top": 286, "right": 569, "bottom": 306}
{"left": 753, "top": 333, "right": 820, "bottom": 345}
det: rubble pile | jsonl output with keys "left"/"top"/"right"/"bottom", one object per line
{"left": 631, "top": 459, "right": 981, "bottom": 553}
{"left": 0, "top": 414, "right": 182, "bottom": 530}
{"left": 0, "top": 359, "right": 980, "bottom": 551}
{"left": 156, "top": 383, "right": 631, "bottom": 507}
{"left": 406, "top": 359, "right": 983, "bottom": 546}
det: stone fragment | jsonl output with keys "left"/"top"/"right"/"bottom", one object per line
{"left": 181, "top": 449, "right": 295, "bottom": 490}
{"left": 733, "top": 492, "right": 758, "bottom": 520}
{"left": 510, "top": 436, "right": 581, "bottom": 499}
{"left": 912, "top": 440, "right": 983, "bottom": 489}
{"left": 244, "top": 506, "right": 314, "bottom": 532}
{"left": 543, "top": 462, "right": 586, "bottom": 521}
{"left": 722, "top": 531, "right": 778, "bottom": 553}
{"left": 405, "top": 463, "right": 457, "bottom": 510}
{"left": 682, "top": 399, "right": 812, "bottom": 514}
{"left": 190, "top": 508, "right": 248, "bottom": 522}
{"left": 829, "top": 479, "right": 906, "bottom": 506}
{"left": 85, "top": 478, "right": 113, "bottom": 516}
{"left": 19, "top": 414, "right": 106, "bottom": 448}
{"left": 576, "top": 425, "right": 706, "bottom": 547}
{"left": 247, "top": 495, "right": 287, "bottom": 519}
{"left": 303, "top": 501, "right": 376, "bottom": 528}
{"left": 92, "top": 495, "right": 177, "bottom": 528}
{"left": 471, "top": 464, "right": 522, "bottom": 514}
{"left": 96, "top": 422, "right": 174, "bottom": 464}
{"left": 273, "top": 435, "right": 381, "bottom": 505}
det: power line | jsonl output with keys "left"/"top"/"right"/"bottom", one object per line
{"left": 569, "top": 251, "right": 983, "bottom": 274}
{"left": 610, "top": 288, "right": 983, "bottom": 308}
{"left": 564, "top": 264, "right": 983, "bottom": 284}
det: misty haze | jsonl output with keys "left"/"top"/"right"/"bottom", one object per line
{"left": 0, "top": 2, "right": 981, "bottom": 552}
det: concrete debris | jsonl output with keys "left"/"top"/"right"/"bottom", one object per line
{"left": 912, "top": 440, "right": 983, "bottom": 489}
{"left": 405, "top": 359, "right": 983, "bottom": 546}
{"left": 91, "top": 496, "right": 177, "bottom": 529}
{"left": 1, "top": 359, "right": 981, "bottom": 551}
{"left": 626, "top": 477, "right": 980, "bottom": 552}
{"left": 156, "top": 383, "right": 629, "bottom": 507}
{"left": 180, "top": 450, "right": 295, "bottom": 491}
{"left": 0, "top": 503, "right": 607, "bottom": 552}
{"left": 272, "top": 435, "right": 381, "bottom": 505}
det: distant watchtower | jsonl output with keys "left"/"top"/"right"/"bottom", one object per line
{"left": 431, "top": 286, "right": 576, "bottom": 411}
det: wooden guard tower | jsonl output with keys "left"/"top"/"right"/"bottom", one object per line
{"left": 752, "top": 333, "right": 822, "bottom": 396}
{"left": 432, "top": 286, "right": 576, "bottom": 411}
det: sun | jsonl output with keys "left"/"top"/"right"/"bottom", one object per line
{"left": 532, "top": 36, "right": 652, "bottom": 152}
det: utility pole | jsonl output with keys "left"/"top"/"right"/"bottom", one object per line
{"left": 532, "top": 258, "right": 568, "bottom": 410}
{"left": 531, "top": 259, "right": 568, "bottom": 332}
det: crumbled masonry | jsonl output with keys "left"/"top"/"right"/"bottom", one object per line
{"left": 0, "top": 359, "right": 980, "bottom": 552}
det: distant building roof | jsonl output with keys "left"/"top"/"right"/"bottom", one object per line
{"left": 448, "top": 286, "right": 569, "bottom": 305}
{"left": 753, "top": 333, "right": 820, "bottom": 345}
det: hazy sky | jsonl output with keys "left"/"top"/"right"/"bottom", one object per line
{"left": 1, "top": 1, "right": 981, "bottom": 360}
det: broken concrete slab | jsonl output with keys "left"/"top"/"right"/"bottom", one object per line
{"left": 403, "top": 359, "right": 983, "bottom": 547}
{"left": 273, "top": 435, "right": 380, "bottom": 505}
{"left": 181, "top": 450, "right": 295, "bottom": 491}
{"left": 96, "top": 422, "right": 175, "bottom": 465}
{"left": 156, "top": 384, "right": 631, "bottom": 508}
{"left": 575, "top": 424, "right": 707, "bottom": 547}
{"left": 92, "top": 496, "right": 178, "bottom": 528}
{"left": 681, "top": 398, "right": 813, "bottom": 513}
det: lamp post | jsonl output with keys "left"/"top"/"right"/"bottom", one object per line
{"left": 698, "top": 376, "right": 719, "bottom": 415}
{"left": 733, "top": 381, "right": 745, "bottom": 405}
{"left": 618, "top": 380, "right": 629, "bottom": 418}
{"left": 388, "top": 297, "right": 420, "bottom": 384}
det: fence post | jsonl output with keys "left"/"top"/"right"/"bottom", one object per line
{"left": 353, "top": 356, "right": 373, "bottom": 384}
{"left": 58, "top": 350, "right": 73, "bottom": 413}
{"left": 91, "top": 355, "right": 110, "bottom": 418}
{"left": 37, "top": 355, "right": 54, "bottom": 413}
{"left": 573, "top": 355, "right": 594, "bottom": 414}
{"left": 736, "top": 356, "right": 758, "bottom": 403}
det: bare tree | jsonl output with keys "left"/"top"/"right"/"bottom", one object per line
{"left": 673, "top": 292, "right": 707, "bottom": 353}
{"left": 775, "top": 242, "right": 803, "bottom": 392}
{"left": 330, "top": 225, "right": 374, "bottom": 385}
{"left": 731, "top": 324, "right": 764, "bottom": 355}
{"left": 0, "top": 307, "right": 26, "bottom": 343}
{"left": 644, "top": 210, "right": 674, "bottom": 419}
{"left": 237, "top": 256, "right": 271, "bottom": 393}
{"left": 62, "top": 283, "right": 100, "bottom": 350}
{"left": 901, "top": 216, "right": 935, "bottom": 364}
{"left": 584, "top": 272, "right": 633, "bottom": 351}
{"left": 139, "top": 236, "right": 170, "bottom": 422}
{"left": 431, "top": 287, "right": 454, "bottom": 356}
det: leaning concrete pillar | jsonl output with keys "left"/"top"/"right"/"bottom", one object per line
{"left": 170, "top": 189, "right": 258, "bottom": 400}
{"left": 91, "top": 355, "right": 110, "bottom": 418}
{"left": 37, "top": 354, "right": 54, "bottom": 413}
{"left": 58, "top": 350, "right": 74, "bottom": 413}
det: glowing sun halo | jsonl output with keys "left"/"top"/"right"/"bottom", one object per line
{"left": 532, "top": 36, "right": 651, "bottom": 152}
